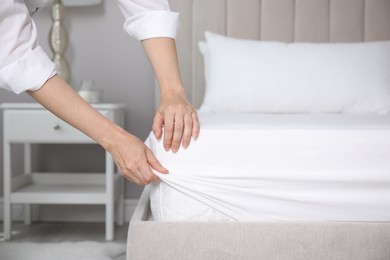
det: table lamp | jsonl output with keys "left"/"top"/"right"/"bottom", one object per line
{"left": 50, "top": 0, "right": 102, "bottom": 83}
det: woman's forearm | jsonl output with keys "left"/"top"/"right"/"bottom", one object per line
{"left": 27, "top": 75, "right": 121, "bottom": 150}
{"left": 142, "top": 38, "right": 184, "bottom": 97}
{"left": 28, "top": 75, "right": 168, "bottom": 185}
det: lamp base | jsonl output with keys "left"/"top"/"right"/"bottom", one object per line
{"left": 50, "top": 0, "right": 71, "bottom": 83}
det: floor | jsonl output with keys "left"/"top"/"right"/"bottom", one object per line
{"left": 0, "top": 221, "right": 128, "bottom": 243}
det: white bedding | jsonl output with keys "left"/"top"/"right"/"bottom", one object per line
{"left": 147, "top": 113, "right": 390, "bottom": 222}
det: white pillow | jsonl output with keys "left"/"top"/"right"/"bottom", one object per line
{"left": 198, "top": 41, "right": 210, "bottom": 84}
{"left": 199, "top": 31, "right": 390, "bottom": 114}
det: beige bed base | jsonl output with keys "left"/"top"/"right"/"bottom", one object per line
{"left": 128, "top": 186, "right": 390, "bottom": 260}
{"left": 134, "top": 0, "right": 390, "bottom": 259}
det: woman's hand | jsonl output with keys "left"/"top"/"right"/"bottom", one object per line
{"left": 153, "top": 91, "right": 200, "bottom": 153}
{"left": 104, "top": 127, "right": 169, "bottom": 185}
{"left": 141, "top": 38, "right": 200, "bottom": 152}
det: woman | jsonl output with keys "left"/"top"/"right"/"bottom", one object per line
{"left": 0, "top": 0, "right": 200, "bottom": 185}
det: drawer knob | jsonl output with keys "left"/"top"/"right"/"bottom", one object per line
{"left": 53, "top": 125, "right": 61, "bottom": 130}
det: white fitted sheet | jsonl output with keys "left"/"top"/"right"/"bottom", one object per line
{"left": 147, "top": 113, "right": 390, "bottom": 222}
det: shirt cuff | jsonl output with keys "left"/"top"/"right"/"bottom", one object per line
{"left": 0, "top": 46, "right": 56, "bottom": 94}
{"left": 123, "top": 10, "right": 179, "bottom": 41}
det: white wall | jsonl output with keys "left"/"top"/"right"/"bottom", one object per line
{"left": 0, "top": 0, "right": 156, "bottom": 199}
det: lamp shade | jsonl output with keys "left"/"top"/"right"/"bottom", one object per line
{"left": 62, "top": 0, "right": 101, "bottom": 6}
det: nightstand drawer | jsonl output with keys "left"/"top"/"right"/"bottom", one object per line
{"left": 4, "top": 110, "right": 110, "bottom": 143}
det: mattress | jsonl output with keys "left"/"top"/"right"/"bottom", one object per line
{"left": 146, "top": 113, "right": 390, "bottom": 222}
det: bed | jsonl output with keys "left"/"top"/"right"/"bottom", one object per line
{"left": 128, "top": 0, "right": 390, "bottom": 259}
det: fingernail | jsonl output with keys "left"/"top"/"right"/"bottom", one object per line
{"left": 172, "top": 148, "right": 178, "bottom": 153}
{"left": 154, "top": 132, "right": 161, "bottom": 140}
{"left": 164, "top": 146, "right": 169, "bottom": 152}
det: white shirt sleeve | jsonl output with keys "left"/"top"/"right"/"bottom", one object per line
{"left": 116, "top": 0, "right": 179, "bottom": 41}
{"left": 0, "top": 1, "right": 56, "bottom": 94}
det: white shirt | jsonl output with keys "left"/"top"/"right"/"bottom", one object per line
{"left": 0, "top": 0, "right": 179, "bottom": 94}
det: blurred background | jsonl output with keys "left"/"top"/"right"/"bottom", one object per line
{"left": 0, "top": 0, "right": 157, "bottom": 221}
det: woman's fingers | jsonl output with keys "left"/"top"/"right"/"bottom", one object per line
{"left": 138, "top": 164, "right": 158, "bottom": 184}
{"left": 136, "top": 149, "right": 168, "bottom": 184}
{"left": 109, "top": 133, "right": 168, "bottom": 186}
{"left": 191, "top": 112, "right": 200, "bottom": 140}
{"left": 182, "top": 114, "right": 193, "bottom": 149}
{"left": 118, "top": 163, "right": 145, "bottom": 186}
{"left": 152, "top": 113, "right": 164, "bottom": 140}
{"left": 171, "top": 114, "right": 184, "bottom": 153}
{"left": 121, "top": 159, "right": 159, "bottom": 185}
{"left": 156, "top": 98, "right": 200, "bottom": 152}
{"left": 163, "top": 112, "right": 175, "bottom": 151}
{"left": 146, "top": 148, "right": 169, "bottom": 174}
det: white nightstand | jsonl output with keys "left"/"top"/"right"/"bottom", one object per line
{"left": 1, "top": 103, "right": 125, "bottom": 241}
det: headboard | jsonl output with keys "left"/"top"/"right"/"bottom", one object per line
{"left": 168, "top": 0, "right": 390, "bottom": 108}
